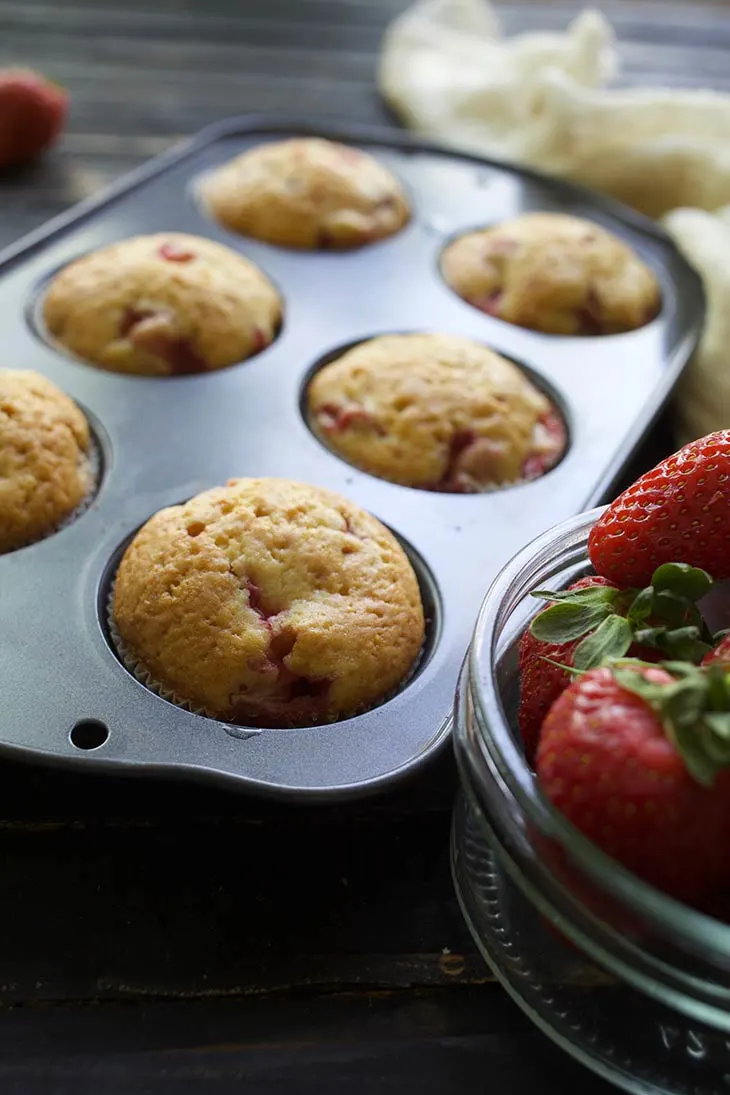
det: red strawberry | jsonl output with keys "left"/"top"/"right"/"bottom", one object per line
{"left": 702, "top": 634, "right": 730, "bottom": 669}
{"left": 0, "top": 69, "right": 67, "bottom": 169}
{"left": 518, "top": 563, "right": 716, "bottom": 761}
{"left": 158, "top": 242, "right": 196, "bottom": 263}
{"left": 588, "top": 430, "right": 730, "bottom": 588}
{"left": 537, "top": 663, "right": 730, "bottom": 905}
{"left": 518, "top": 576, "right": 614, "bottom": 758}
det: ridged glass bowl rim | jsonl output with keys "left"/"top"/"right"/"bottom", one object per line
{"left": 468, "top": 505, "right": 730, "bottom": 961}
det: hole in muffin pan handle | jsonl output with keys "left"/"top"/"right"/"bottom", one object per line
{"left": 69, "top": 720, "right": 110, "bottom": 751}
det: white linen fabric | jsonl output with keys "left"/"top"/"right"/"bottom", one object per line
{"left": 379, "top": 0, "right": 730, "bottom": 441}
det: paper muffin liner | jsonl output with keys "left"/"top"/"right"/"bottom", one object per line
{"left": 59, "top": 436, "right": 102, "bottom": 527}
{"left": 106, "top": 575, "right": 427, "bottom": 729}
{"left": 106, "top": 579, "right": 214, "bottom": 720}
{"left": 2, "top": 435, "right": 102, "bottom": 555}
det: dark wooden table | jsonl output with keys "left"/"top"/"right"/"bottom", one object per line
{"left": 0, "top": 1, "right": 724, "bottom": 1090}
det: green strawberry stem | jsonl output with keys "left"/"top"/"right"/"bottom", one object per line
{"left": 572, "top": 615, "right": 633, "bottom": 669}
{"left": 529, "top": 562, "right": 714, "bottom": 671}
{"left": 613, "top": 662, "right": 730, "bottom": 787}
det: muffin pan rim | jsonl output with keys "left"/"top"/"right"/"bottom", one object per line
{"left": 0, "top": 114, "right": 679, "bottom": 269}
{"left": 0, "top": 114, "right": 705, "bottom": 800}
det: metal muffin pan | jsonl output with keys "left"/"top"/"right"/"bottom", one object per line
{"left": 0, "top": 115, "right": 704, "bottom": 800}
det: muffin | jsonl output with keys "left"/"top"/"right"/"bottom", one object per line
{"left": 307, "top": 334, "right": 565, "bottom": 492}
{"left": 0, "top": 369, "right": 94, "bottom": 552}
{"left": 43, "top": 233, "right": 282, "bottom": 376}
{"left": 112, "top": 478, "right": 425, "bottom": 727}
{"left": 440, "top": 212, "right": 661, "bottom": 336}
{"left": 202, "top": 137, "right": 410, "bottom": 250}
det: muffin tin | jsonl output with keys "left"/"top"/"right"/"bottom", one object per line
{"left": 0, "top": 116, "right": 704, "bottom": 801}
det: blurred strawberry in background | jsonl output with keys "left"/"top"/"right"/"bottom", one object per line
{"left": 0, "top": 69, "right": 67, "bottom": 169}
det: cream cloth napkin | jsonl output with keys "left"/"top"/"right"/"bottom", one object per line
{"left": 379, "top": 0, "right": 730, "bottom": 441}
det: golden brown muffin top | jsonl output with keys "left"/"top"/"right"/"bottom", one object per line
{"left": 0, "top": 369, "right": 92, "bottom": 553}
{"left": 113, "top": 477, "right": 425, "bottom": 727}
{"left": 202, "top": 137, "right": 410, "bottom": 250}
{"left": 43, "top": 232, "right": 281, "bottom": 376}
{"left": 308, "top": 333, "right": 565, "bottom": 491}
{"left": 441, "top": 212, "right": 660, "bottom": 336}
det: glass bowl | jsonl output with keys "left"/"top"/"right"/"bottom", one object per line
{"left": 451, "top": 507, "right": 730, "bottom": 1095}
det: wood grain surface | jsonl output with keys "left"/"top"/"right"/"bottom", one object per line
{"left": 0, "top": 0, "right": 724, "bottom": 1091}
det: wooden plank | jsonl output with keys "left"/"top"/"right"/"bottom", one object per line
{"left": 0, "top": 792, "right": 486, "bottom": 1004}
{"left": 0, "top": 989, "right": 612, "bottom": 1095}
{"left": 0, "top": 6, "right": 719, "bottom": 1091}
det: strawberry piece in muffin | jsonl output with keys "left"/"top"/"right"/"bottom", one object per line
{"left": 308, "top": 333, "right": 566, "bottom": 492}
{"left": 112, "top": 478, "right": 425, "bottom": 728}
{"left": 441, "top": 212, "right": 660, "bottom": 336}
{"left": 44, "top": 232, "right": 281, "bottom": 376}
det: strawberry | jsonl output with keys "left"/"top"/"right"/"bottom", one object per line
{"left": 0, "top": 69, "right": 67, "bottom": 170}
{"left": 703, "top": 634, "right": 730, "bottom": 669}
{"left": 588, "top": 430, "right": 730, "bottom": 588}
{"left": 518, "top": 576, "right": 614, "bottom": 758}
{"left": 518, "top": 562, "right": 715, "bottom": 760}
{"left": 536, "top": 662, "right": 730, "bottom": 904}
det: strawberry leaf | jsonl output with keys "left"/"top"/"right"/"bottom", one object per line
{"left": 612, "top": 664, "right": 730, "bottom": 787}
{"left": 634, "top": 625, "right": 713, "bottom": 663}
{"left": 651, "top": 562, "right": 714, "bottom": 601}
{"left": 572, "top": 615, "right": 633, "bottom": 671}
{"left": 652, "top": 589, "right": 694, "bottom": 628}
{"left": 529, "top": 566, "right": 714, "bottom": 672}
{"left": 706, "top": 664, "right": 730, "bottom": 709}
{"left": 529, "top": 602, "right": 611, "bottom": 644}
{"left": 681, "top": 603, "right": 706, "bottom": 632}
{"left": 661, "top": 678, "right": 707, "bottom": 731}
{"left": 612, "top": 666, "right": 675, "bottom": 708}
{"left": 659, "top": 661, "right": 704, "bottom": 679}
{"left": 626, "top": 586, "right": 655, "bottom": 627}
{"left": 671, "top": 720, "right": 719, "bottom": 787}
{"left": 531, "top": 586, "right": 617, "bottom": 607}
{"left": 704, "top": 712, "right": 730, "bottom": 741}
